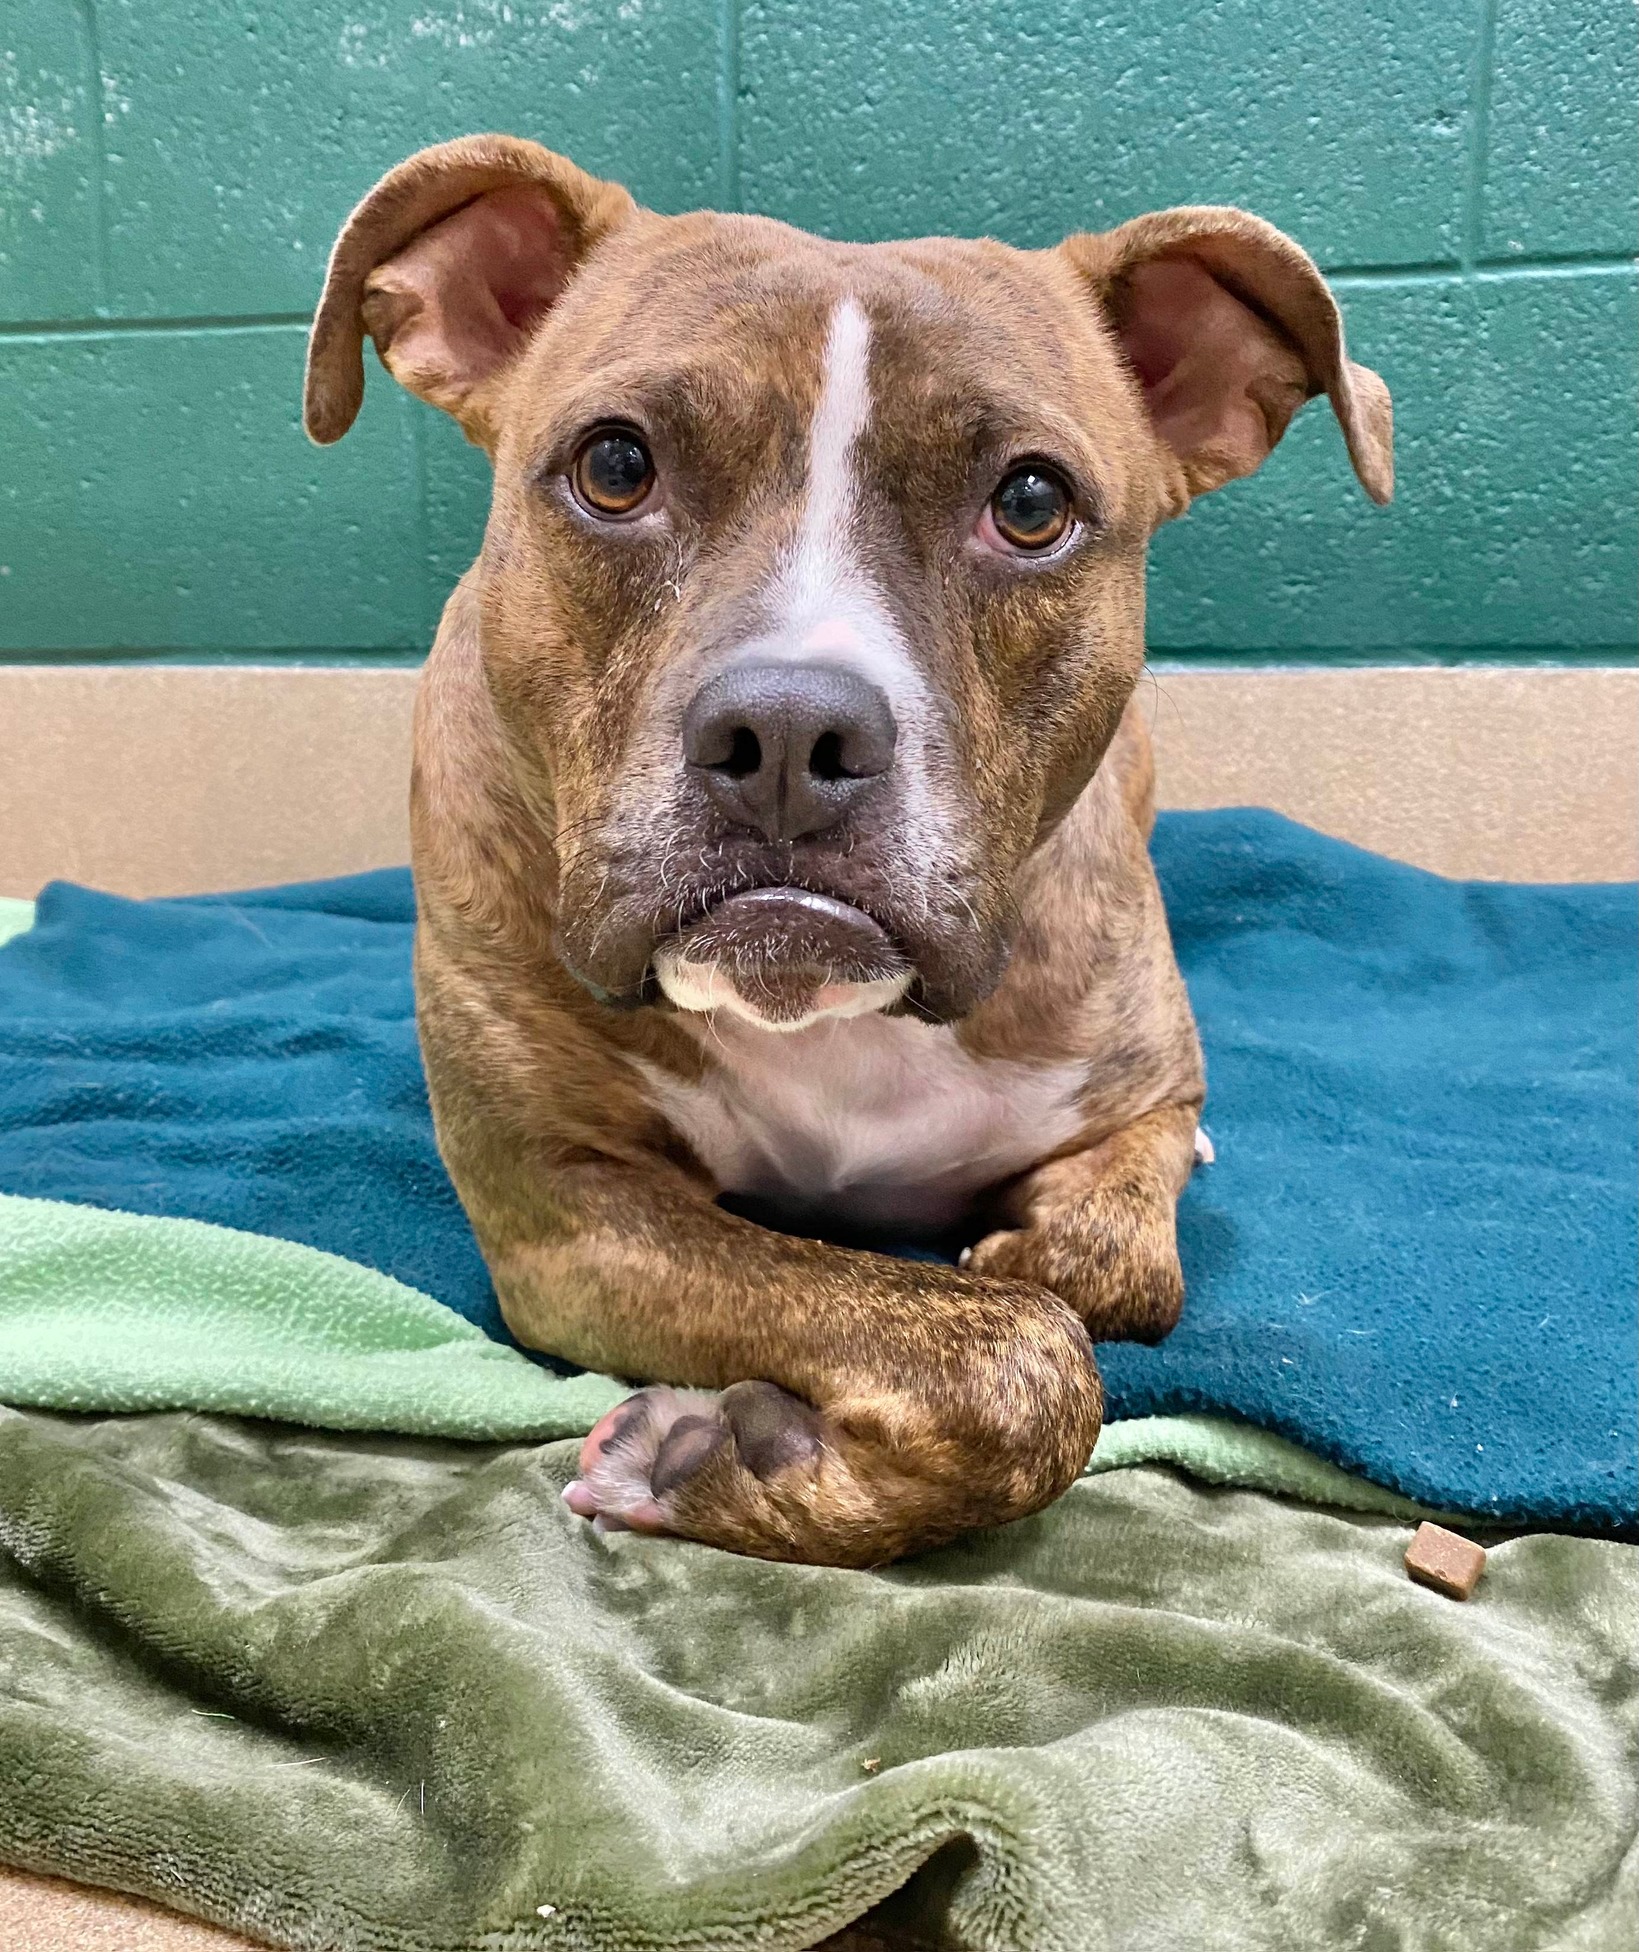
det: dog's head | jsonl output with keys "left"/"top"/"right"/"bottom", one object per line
{"left": 307, "top": 136, "right": 1391, "bottom": 1030}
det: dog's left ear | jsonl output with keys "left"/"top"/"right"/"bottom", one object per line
{"left": 304, "top": 134, "right": 635, "bottom": 449}
{"left": 1062, "top": 207, "right": 1393, "bottom": 505}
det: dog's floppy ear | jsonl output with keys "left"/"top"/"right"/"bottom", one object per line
{"left": 304, "top": 134, "right": 635, "bottom": 448}
{"left": 1062, "top": 207, "right": 1393, "bottom": 505}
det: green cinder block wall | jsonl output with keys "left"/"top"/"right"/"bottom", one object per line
{"left": 1, "top": 0, "right": 1633, "bottom": 664}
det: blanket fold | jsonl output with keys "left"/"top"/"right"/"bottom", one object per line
{"left": 1, "top": 1405, "right": 1634, "bottom": 1952}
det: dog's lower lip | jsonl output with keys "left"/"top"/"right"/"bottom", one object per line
{"left": 654, "top": 884, "right": 914, "bottom": 1025}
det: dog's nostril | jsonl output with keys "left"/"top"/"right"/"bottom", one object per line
{"left": 722, "top": 726, "right": 762, "bottom": 778}
{"left": 709, "top": 727, "right": 851, "bottom": 784}
{"left": 808, "top": 730, "right": 846, "bottom": 782}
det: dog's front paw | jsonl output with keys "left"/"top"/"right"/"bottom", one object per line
{"left": 965, "top": 1189, "right": 1184, "bottom": 1344}
{"left": 562, "top": 1380, "right": 826, "bottom": 1540}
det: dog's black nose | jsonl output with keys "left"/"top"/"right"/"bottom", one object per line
{"left": 682, "top": 661, "right": 897, "bottom": 841}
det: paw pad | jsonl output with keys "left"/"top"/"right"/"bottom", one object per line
{"left": 562, "top": 1380, "right": 824, "bottom": 1540}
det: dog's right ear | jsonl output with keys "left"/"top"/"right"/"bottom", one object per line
{"left": 304, "top": 135, "right": 635, "bottom": 450}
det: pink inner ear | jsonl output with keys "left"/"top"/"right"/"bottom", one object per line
{"left": 477, "top": 188, "right": 573, "bottom": 329}
{"left": 1117, "top": 280, "right": 1195, "bottom": 394}
{"left": 1114, "top": 256, "right": 1309, "bottom": 492}
{"left": 362, "top": 185, "right": 573, "bottom": 417}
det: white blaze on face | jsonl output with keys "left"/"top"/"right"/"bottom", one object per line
{"left": 656, "top": 294, "right": 930, "bottom": 1036}
{"left": 772, "top": 295, "right": 927, "bottom": 705}
{"left": 782, "top": 295, "right": 875, "bottom": 634}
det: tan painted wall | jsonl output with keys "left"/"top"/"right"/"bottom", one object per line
{"left": 1, "top": 665, "right": 1634, "bottom": 899}
{"left": 1137, "top": 667, "right": 1637, "bottom": 884}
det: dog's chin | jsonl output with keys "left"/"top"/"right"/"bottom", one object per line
{"left": 651, "top": 887, "right": 914, "bottom": 1034}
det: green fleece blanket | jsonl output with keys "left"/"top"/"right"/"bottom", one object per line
{"left": 1, "top": 1405, "right": 1633, "bottom": 1952}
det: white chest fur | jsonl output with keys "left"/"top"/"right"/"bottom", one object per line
{"left": 636, "top": 1013, "right": 1089, "bottom": 1235}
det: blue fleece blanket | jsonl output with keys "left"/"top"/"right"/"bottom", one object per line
{"left": 0, "top": 812, "right": 1633, "bottom": 1527}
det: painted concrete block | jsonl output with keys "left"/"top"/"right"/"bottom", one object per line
{"left": 94, "top": 0, "right": 723, "bottom": 317}
{"left": 2, "top": 2, "right": 1633, "bottom": 660}
{"left": 1147, "top": 269, "right": 1638, "bottom": 650}
{"left": 0, "top": 8, "right": 102, "bottom": 321}
{"left": 0, "top": 327, "right": 424, "bottom": 652}
{"left": 1481, "top": 0, "right": 1639, "bottom": 259}
{"left": 738, "top": 0, "right": 1475, "bottom": 269}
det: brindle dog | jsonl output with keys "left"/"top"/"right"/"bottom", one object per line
{"left": 305, "top": 135, "right": 1392, "bottom": 1566}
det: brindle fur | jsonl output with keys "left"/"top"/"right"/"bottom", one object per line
{"left": 306, "top": 135, "right": 1392, "bottom": 1567}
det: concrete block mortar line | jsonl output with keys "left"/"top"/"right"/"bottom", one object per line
{"left": 74, "top": 0, "right": 113, "bottom": 316}
{"left": 0, "top": 314, "right": 316, "bottom": 340}
{"left": 716, "top": 0, "right": 742, "bottom": 212}
{"left": 1460, "top": 0, "right": 1501, "bottom": 275}
{"left": 2, "top": 261, "right": 1633, "bottom": 345}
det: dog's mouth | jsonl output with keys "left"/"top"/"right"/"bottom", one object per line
{"left": 651, "top": 886, "right": 914, "bottom": 1032}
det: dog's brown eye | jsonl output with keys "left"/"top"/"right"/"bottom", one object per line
{"left": 989, "top": 466, "right": 1072, "bottom": 551}
{"left": 571, "top": 429, "right": 654, "bottom": 516}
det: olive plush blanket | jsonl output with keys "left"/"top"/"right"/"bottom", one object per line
{"left": 1, "top": 1404, "right": 1634, "bottom": 1952}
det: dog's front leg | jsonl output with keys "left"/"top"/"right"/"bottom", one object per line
{"left": 491, "top": 1162, "right": 1103, "bottom": 1567}
{"left": 964, "top": 1101, "right": 1202, "bottom": 1345}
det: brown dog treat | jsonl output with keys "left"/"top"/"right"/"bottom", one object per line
{"left": 1404, "top": 1522, "right": 1486, "bottom": 1600}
